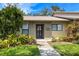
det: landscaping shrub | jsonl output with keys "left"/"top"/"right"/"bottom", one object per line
{"left": 0, "top": 34, "right": 36, "bottom": 49}
{"left": 17, "top": 34, "right": 36, "bottom": 45}
{"left": 63, "top": 35, "right": 79, "bottom": 42}
{"left": 0, "top": 40, "right": 4, "bottom": 48}
{"left": 0, "top": 39, "right": 17, "bottom": 48}
{"left": 7, "top": 38, "right": 18, "bottom": 47}
{"left": 52, "top": 36, "right": 68, "bottom": 42}
{"left": 72, "top": 35, "right": 79, "bottom": 44}
{"left": 7, "top": 34, "right": 16, "bottom": 38}
{"left": 27, "top": 36, "right": 36, "bottom": 45}
{"left": 17, "top": 34, "right": 29, "bottom": 44}
{"left": 63, "top": 37, "right": 73, "bottom": 42}
{"left": 52, "top": 36, "right": 62, "bottom": 42}
{"left": 0, "top": 34, "right": 4, "bottom": 39}
{"left": 75, "top": 35, "right": 79, "bottom": 40}
{"left": 52, "top": 35, "right": 79, "bottom": 42}
{"left": 0, "top": 39, "right": 12, "bottom": 48}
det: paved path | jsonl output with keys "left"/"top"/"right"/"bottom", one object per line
{"left": 37, "top": 40, "right": 60, "bottom": 56}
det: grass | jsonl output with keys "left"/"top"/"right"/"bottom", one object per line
{"left": 0, "top": 45, "right": 40, "bottom": 56}
{"left": 53, "top": 44, "right": 79, "bottom": 56}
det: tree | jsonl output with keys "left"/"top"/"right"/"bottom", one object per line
{"left": 51, "top": 6, "right": 61, "bottom": 11}
{"left": 51, "top": 6, "right": 64, "bottom": 15}
{"left": 0, "top": 4, "right": 24, "bottom": 38}
{"left": 66, "top": 20, "right": 79, "bottom": 40}
{"left": 39, "top": 8, "right": 49, "bottom": 16}
{"left": 27, "top": 8, "right": 49, "bottom": 16}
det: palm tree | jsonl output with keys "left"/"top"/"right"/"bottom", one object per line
{"left": 51, "top": 6, "right": 64, "bottom": 15}
{"left": 51, "top": 6, "right": 61, "bottom": 11}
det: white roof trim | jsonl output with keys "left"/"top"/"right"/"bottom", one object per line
{"left": 23, "top": 16, "right": 69, "bottom": 21}
{"left": 54, "top": 14, "right": 79, "bottom": 19}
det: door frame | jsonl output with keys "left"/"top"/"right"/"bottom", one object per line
{"left": 36, "top": 24, "right": 44, "bottom": 39}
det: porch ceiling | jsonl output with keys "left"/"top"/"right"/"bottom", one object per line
{"left": 23, "top": 16, "right": 69, "bottom": 21}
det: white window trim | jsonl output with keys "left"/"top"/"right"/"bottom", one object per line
{"left": 51, "top": 24, "right": 63, "bottom": 31}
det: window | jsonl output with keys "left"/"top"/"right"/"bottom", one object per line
{"left": 22, "top": 29, "right": 29, "bottom": 34}
{"left": 51, "top": 24, "right": 63, "bottom": 31}
{"left": 22, "top": 24, "right": 29, "bottom": 34}
{"left": 58, "top": 24, "right": 63, "bottom": 31}
{"left": 52, "top": 24, "right": 57, "bottom": 31}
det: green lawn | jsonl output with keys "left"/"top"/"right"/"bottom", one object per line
{"left": 0, "top": 45, "right": 40, "bottom": 56}
{"left": 53, "top": 44, "right": 79, "bottom": 56}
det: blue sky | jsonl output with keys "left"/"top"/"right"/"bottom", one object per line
{"left": 0, "top": 3, "right": 79, "bottom": 14}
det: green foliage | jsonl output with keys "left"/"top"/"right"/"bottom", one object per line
{"left": 52, "top": 36, "right": 67, "bottom": 42}
{"left": 53, "top": 44, "right": 79, "bottom": 56}
{"left": 0, "top": 34, "right": 36, "bottom": 49}
{"left": 51, "top": 6, "right": 61, "bottom": 11}
{"left": 76, "top": 35, "right": 79, "bottom": 41}
{"left": 66, "top": 21, "right": 79, "bottom": 41}
{"left": 17, "top": 34, "right": 29, "bottom": 44}
{"left": 27, "top": 36, "right": 36, "bottom": 44}
{"left": 39, "top": 8, "right": 49, "bottom": 16}
{"left": 17, "top": 34, "right": 36, "bottom": 45}
{"left": 52, "top": 36, "right": 79, "bottom": 42}
{"left": 0, "top": 39, "right": 17, "bottom": 48}
{"left": 72, "top": 35, "right": 79, "bottom": 44}
{"left": 67, "top": 21, "right": 79, "bottom": 37}
{"left": 0, "top": 45, "right": 40, "bottom": 56}
{"left": 51, "top": 6, "right": 64, "bottom": 15}
{"left": 0, "top": 4, "right": 24, "bottom": 37}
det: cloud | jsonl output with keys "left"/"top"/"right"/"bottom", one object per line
{"left": 17, "top": 3, "right": 38, "bottom": 14}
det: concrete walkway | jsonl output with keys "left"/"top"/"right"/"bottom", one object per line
{"left": 37, "top": 40, "right": 60, "bottom": 56}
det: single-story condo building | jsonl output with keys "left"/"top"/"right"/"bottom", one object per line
{"left": 21, "top": 12, "right": 79, "bottom": 40}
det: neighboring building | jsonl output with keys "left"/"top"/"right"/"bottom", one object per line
{"left": 21, "top": 12, "right": 79, "bottom": 40}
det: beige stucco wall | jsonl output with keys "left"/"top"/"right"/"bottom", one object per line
{"left": 22, "top": 21, "right": 69, "bottom": 40}
{"left": 51, "top": 21, "right": 68, "bottom": 38}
